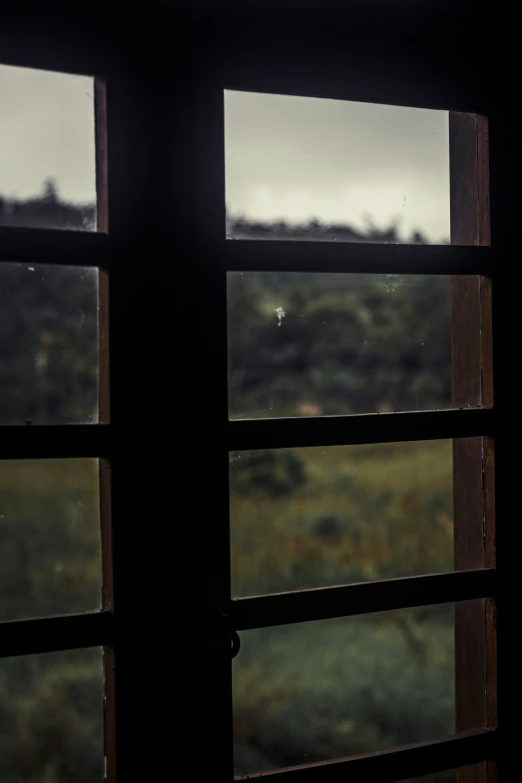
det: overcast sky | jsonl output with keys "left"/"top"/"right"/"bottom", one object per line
{"left": 0, "top": 63, "right": 95, "bottom": 204}
{"left": 225, "top": 89, "right": 450, "bottom": 243}
{"left": 0, "top": 65, "right": 450, "bottom": 242}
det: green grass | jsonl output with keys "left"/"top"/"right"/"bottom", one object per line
{"left": 230, "top": 440, "right": 453, "bottom": 596}
{"left": 230, "top": 440, "right": 456, "bottom": 775}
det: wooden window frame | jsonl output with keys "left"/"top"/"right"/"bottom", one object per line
{"left": 0, "top": 71, "right": 118, "bottom": 782}
{"left": 0, "top": 18, "right": 151, "bottom": 783}
{"left": 187, "top": 9, "right": 505, "bottom": 783}
{"left": 1, "top": 6, "right": 514, "bottom": 783}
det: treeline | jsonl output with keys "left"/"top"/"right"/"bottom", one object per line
{"left": 226, "top": 214, "right": 447, "bottom": 244}
{"left": 0, "top": 180, "right": 98, "bottom": 425}
{"left": 0, "top": 179, "right": 95, "bottom": 232}
{"left": 228, "top": 271, "right": 451, "bottom": 419}
{"left": 227, "top": 214, "right": 451, "bottom": 419}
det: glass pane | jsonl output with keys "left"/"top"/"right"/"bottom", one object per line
{"left": 0, "top": 263, "right": 98, "bottom": 425}
{"left": 0, "top": 459, "right": 101, "bottom": 622}
{"left": 230, "top": 440, "right": 458, "bottom": 597}
{"left": 225, "top": 89, "right": 450, "bottom": 244}
{"left": 0, "top": 647, "right": 104, "bottom": 782}
{"left": 233, "top": 603, "right": 458, "bottom": 775}
{"left": 228, "top": 272, "right": 455, "bottom": 420}
{"left": 0, "top": 63, "right": 97, "bottom": 231}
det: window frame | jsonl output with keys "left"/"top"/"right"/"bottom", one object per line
{"left": 0, "top": 17, "right": 152, "bottom": 783}
{"left": 1, "top": 6, "right": 513, "bottom": 783}
{"left": 188, "top": 9, "right": 503, "bottom": 783}
{"left": 0, "top": 68, "right": 117, "bottom": 779}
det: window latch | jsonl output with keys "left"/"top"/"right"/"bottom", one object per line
{"left": 216, "top": 609, "right": 241, "bottom": 659}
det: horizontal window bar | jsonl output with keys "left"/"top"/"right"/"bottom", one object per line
{"left": 220, "top": 37, "right": 487, "bottom": 116}
{"left": 0, "top": 424, "right": 111, "bottom": 459}
{"left": 223, "top": 241, "right": 492, "bottom": 275}
{"left": 229, "top": 569, "right": 496, "bottom": 631}
{"left": 0, "top": 225, "right": 111, "bottom": 268}
{"left": 0, "top": 611, "right": 114, "bottom": 658}
{"left": 0, "top": 30, "right": 105, "bottom": 78}
{"left": 235, "top": 729, "right": 497, "bottom": 783}
{"left": 228, "top": 408, "right": 494, "bottom": 451}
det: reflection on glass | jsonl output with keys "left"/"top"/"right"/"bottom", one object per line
{"left": 233, "top": 604, "right": 457, "bottom": 775}
{"left": 0, "top": 63, "right": 96, "bottom": 231}
{"left": 0, "top": 263, "right": 99, "bottom": 425}
{"left": 230, "top": 440, "right": 455, "bottom": 597}
{"left": 225, "top": 89, "right": 450, "bottom": 244}
{"left": 0, "top": 459, "right": 101, "bottom": 622}
{"left": 228, "top": 272, "right": 452, "bottom": 420}
{"left": 0, "top": 648, "right": 104, "bottom": 782}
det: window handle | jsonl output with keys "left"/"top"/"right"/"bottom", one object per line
{"left": 230, "top": 628, "right": 241, "bottom": 659}
{"left": 217, "top": 609, "right": 241, "bottom": 659}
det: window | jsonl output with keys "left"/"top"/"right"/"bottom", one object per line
{"left": 188, "top": 9, "right": 502, "bottom": 783}
{"left": 2, "top": 7, "right": 510, "bottom": 783}
{"left": 0, "top": 62, "right": 114, "bottom": 780}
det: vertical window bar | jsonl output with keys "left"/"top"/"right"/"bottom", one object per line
{"left": 192, "top": 54, "right": 235, "bottom": 777}
{"left": 449, "top": 111, "right": 496, "bottom": 783}
{"left": 95, "top": 77, "right": 111, "bottom": 424}
{"left": 94, "top": 76, "right": 116, "bottom": 783}
{"left": 476, "top": 115, "right": 498, "bottom": 783}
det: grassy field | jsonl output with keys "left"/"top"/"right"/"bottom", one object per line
{"left": 230, "top": 440, "right": 457, "bottom": 777}
{"left": 0, "top": 459, "right": 104, "bottom": 782}
{"left": 230, "top": 440, "right": 453, "bottom": 597}
{"left": 0, "top": 444, "right": 458, "bottom": 780}
{"left": 0, "top": 458, "right": 101, "bottom": 622}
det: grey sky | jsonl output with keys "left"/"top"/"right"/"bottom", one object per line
{"left": 0, "top": 66, "right": 450, "bottom": 241}
{"left": 0, "top": 63, "right": 95, "bottom": 204}
{"left": 225, "top": 89, "right": 450, "bottom": 243}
